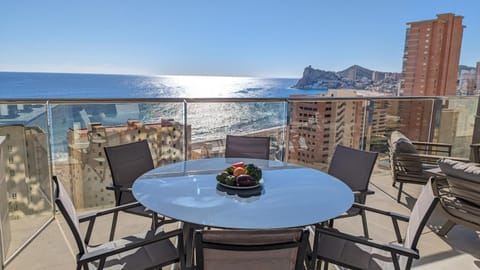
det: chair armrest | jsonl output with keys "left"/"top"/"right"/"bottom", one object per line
{"left": 352, "top": 203, "right": 409, "bottom": 243}
{"left": 79, "top": 202, "right": 146, "bottom": 245}
{"left": 315, "top": 226, "right": 419, "bottom": 259}
{"left": 78, "top": 228, "right": 183, "bottom": 264}
{"left": 353, "top": 189, "right": 375, "bottom": 196}
{"left": 352, "top": 203, "right": 409, "bottom": 222}
{"left": 105, "top": 184, "right": 132, "bottom": 193}
{"left": 398, "top": 153, "right": 444, "bottom": 163}
{"left": 397, "top": 153, "right": 469, "bottom": 166}
{"left": 352, "top": 190, "right": 375, "bottom": 204}
{"left": 410, "top": 153, "right": 469, "bottom": 162}
{"left": 412, "top": 141, "right": 452, "bottom": 148}
{"left": 412, "top": 141, "right": 452, "bottom": 156}
{"left": 78, "top": 202, "right": 142, "bottom": 222}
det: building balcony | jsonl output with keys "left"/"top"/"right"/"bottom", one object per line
{"left": 0, "top": 95, "right": 479, "bottom": 269}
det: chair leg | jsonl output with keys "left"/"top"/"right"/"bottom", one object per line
{"left": 151, "top": 212, "right": 158, "bottom": 230}
{"left": 437, "top": 220, "right": 456, "bottom": 236}
{"left": 310, "top": 227, "right": 320, "bottom": 270}
{"left": 328, "top": 219, "right": 334, "bottom": 228}
{"left": 361, "top": 210, "right": 369, "bottom": 239}
{"left": 397, "top": 183, "right": 403, "bottom": 203}
{"left": 109, "top": 211, "right": 119, "bottom": 241}
{"left": 306, "top": 254, "right": 316, "bottom": 270}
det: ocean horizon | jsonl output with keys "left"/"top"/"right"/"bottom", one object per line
{"left": 0, "top": 71, "right": 328, "bottom": 99}
{"left": 0, "top": 72, "right": 330, "bottom": 158}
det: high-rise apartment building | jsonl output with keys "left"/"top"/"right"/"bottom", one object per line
{"left": 67, "top": 119, "right": 190, "bottom": 208}
{"left": 400, "top": 13, "right": 464, "bottom": 96}
{"left": 0, "top": 125, "right": 50, "bottom": 219}
{"left": 287, "top": 90, "right": 364, "bottom": 168}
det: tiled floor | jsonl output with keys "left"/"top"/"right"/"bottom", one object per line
{"left": 4, "top": 168, "right": 480, "bottom": 269}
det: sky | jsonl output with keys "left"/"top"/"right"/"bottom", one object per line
{"left": 1, "top": 0, "right": 479, "bottom": 78}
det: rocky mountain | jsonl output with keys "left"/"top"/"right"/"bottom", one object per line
{"left": 337, "top": 65, "right": 375, "bottom": 81}
{"left": 293, "top": 65, "right": 401, "bottom": 92}
{"left": 458, "top": 65, "right": 476, "bottom": 72}
{"left": 292, "top": 66, "right": 344, "bottom": 89}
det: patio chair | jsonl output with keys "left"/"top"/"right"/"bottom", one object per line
{"left": 104, "top": 140, "right": 173, "bottom": 240}
{"left": 194, "top": 228, "right": 309, "bottom": 270}
{"left": 225, "top": 135, "right": 271, "bottom": 160}
{"left": 389, "top": 130, "right": 452, "bottom": 202}
{"left": 52, "top": 176, "right": 184, "bottom": 270}
{"left": 433, "top": 158, "right": 480, "bottom": 236}
{"left": 311, "top": 179, "right": 439, "bottom": 270}
{"left": 327, "top": 144, "right": 378, "bottom": 238}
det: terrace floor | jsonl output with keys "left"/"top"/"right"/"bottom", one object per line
{"left": 4, "top": 166, "right": 480, "bottom": 270}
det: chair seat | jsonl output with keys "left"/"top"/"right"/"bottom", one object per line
{"left": 196, "top": 228, "right": 308, "bottom": 270}
{"left": 316, "top": 232, "right": 399, "bottom": 270}
{"left": 87, "top": 228, "right": 178, "bottom": 270}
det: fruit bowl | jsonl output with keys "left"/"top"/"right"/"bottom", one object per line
{"left": 216, "top": 161, "right": 262, "bottom": 189}
{"left": 217, "top": 179, "right": 263, "bottom": 190}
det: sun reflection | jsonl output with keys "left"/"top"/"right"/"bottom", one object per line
{"left": 162, "top": 75, "right": 251, "bottom": 98}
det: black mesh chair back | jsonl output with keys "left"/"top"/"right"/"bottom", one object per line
{"left": 194, "top": 228, "right": 309, "bottom": 270}
{"left": 313, "top": 179, "right": 439, "bottom": 270}
{"left": 327, "top": 144, "right": 378, "bottom": 237}
{"left": 225, "top": 135, "right": 271, "bottom": 160}
{"left": 53, "top": 176, "right": 183, "bottom": 269}
{"left": 104, "top": 140, "right": 154, "bottom": 205}
{"left": 328, "top": 144, "right": 378, "bottom": 197}
{"left": 404, "top": 178, "right": 438, "bottom": 250}
{"left": 53, "top": 176, "right": 87, "bottom": 255}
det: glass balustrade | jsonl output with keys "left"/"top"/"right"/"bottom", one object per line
{"left": 187, "top": 101, "right": 287, "bottom": 160}
{"left": 0, "top": 102, "right": 51, "bottom": 264}
{"left": 0, "top": 95, "right": 478, "bottom": 268}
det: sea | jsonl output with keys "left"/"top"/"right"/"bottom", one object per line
{"left": 0, "top": 72, "right": 326, "bottom": 99}
{"left": 0, "top": 72, "right": 327, "bottom": 156}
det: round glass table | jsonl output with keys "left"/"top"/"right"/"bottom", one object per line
{"left": 132, "top": 158, "right": 353, "bottom": 229}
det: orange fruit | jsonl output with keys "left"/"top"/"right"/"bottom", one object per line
{"left": 233, "top": 167, "right": 246, "bottom": 176}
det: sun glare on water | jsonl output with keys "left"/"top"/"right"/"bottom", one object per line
{"left": 162, "top": 75, "right": 251, "bottom": 98}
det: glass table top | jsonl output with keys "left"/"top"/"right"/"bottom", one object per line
{"left": 133, "top": 158, "right": 353, "bottom": 229}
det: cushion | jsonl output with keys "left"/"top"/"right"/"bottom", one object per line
{"left": 440, "top": 196, "right": 480, "bottom": 226}
{"left": 390, "top": 131, "right": 422, "bottom": 173}
{"left": 438, "top": 159, "right": 480, "bottom": 183}
{"left": 438, "top": 158, "right": 480, "bottom": 206}
{"left": 390, "top": 131, "right": 418, "bottom": 154}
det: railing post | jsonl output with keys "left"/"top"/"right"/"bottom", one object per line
{"left": 363, "top": 98, "right": 374, "bottom": 151}
{"left": 46, "top": 101, "right": 56, "bottom": 217}
{"left": 429, "top": 98, "right": 443, "bottom": 142}
{"left": 0, "top": 136, "right": 8, "bottom": 270}
{"left": 0, "top": 237, "right": 3, "bottom": 270}
{"left": 183, "top": 100, "right": 188, "bottom": 161}
{"left": 472, "top": 95, "right": 480, "bottom": 145}
{"left": 281, "top": 99, "right": 288, "bottom": 162}
{"left": 471, "top": 95, "right": 480, "bottom": 161}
